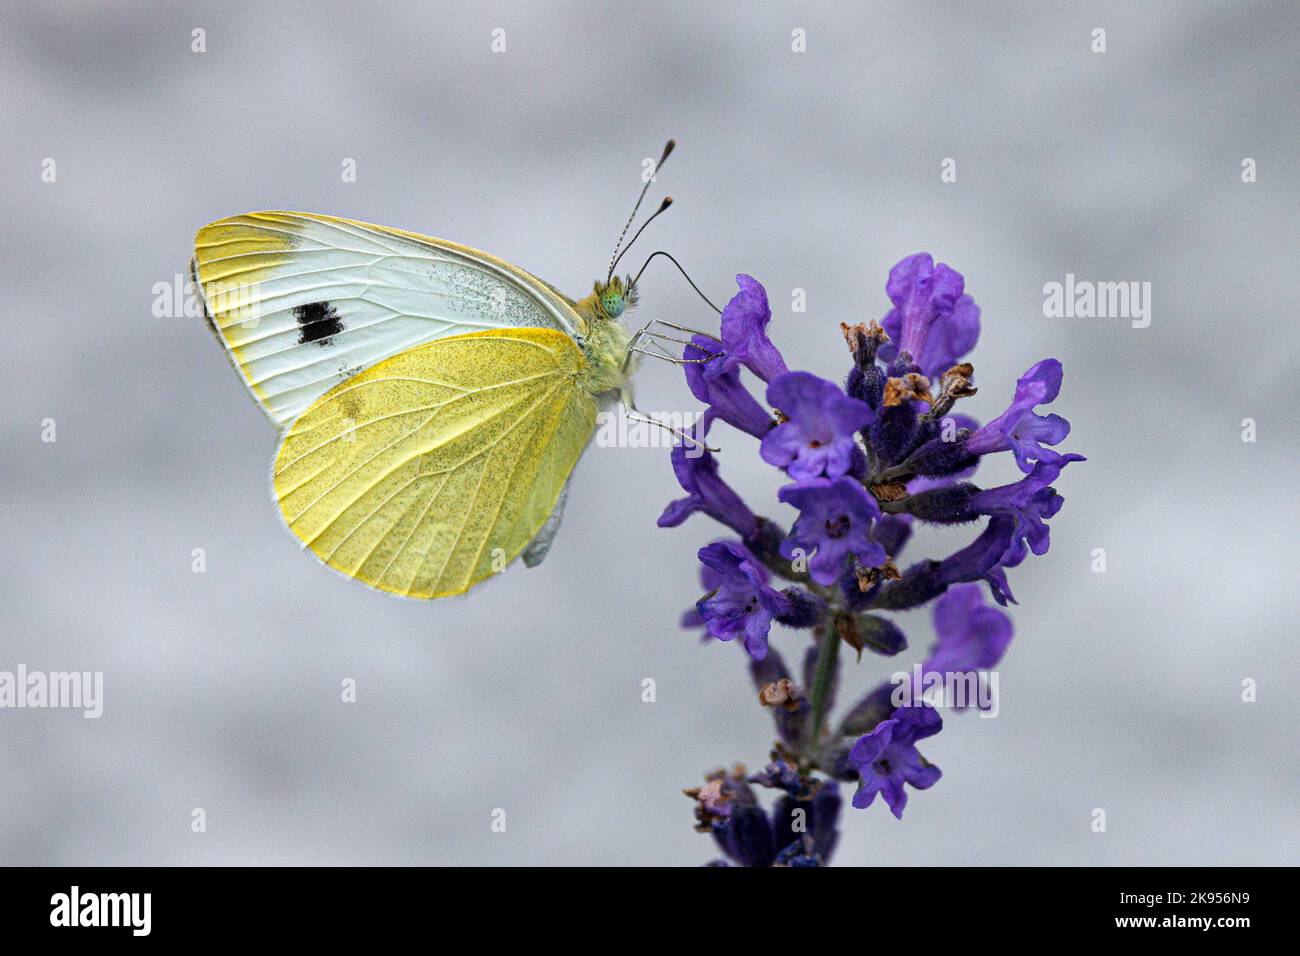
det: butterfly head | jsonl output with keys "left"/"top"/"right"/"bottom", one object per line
{"left": 593, "top": 274, "right": 638, "bottom": 321}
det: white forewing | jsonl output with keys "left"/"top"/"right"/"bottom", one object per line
{"left": 192, "top": 211, "right": 582, "bottom": 426}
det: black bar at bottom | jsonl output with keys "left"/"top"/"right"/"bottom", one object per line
{"left": 0, "top": 866, "right": 1283, "bottom": 940}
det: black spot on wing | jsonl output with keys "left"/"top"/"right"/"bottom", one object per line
{"left": 294, "top": 301, "right": 344, "bottom": 347}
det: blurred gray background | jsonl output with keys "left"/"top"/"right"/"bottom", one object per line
{"left": 2, "top": 0, "right": 1297, "bottom": 865}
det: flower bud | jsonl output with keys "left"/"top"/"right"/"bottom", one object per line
{"left": 899, "top": 483, "right": 976, "bottom": 523}
{"left": 907, "top": 433, "right": 977, "bottom": 477}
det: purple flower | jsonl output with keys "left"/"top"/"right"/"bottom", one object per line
{"left": 717, "top": 275, "right": 789, "bottom": 383}
{"left": 681, "top": 544, "right": 725, "bottom": 638}
{"left": 936, "top": 516, "right": 1021, "bottom": 606}
{"left": 922, "top": 583, "right": 1013, "bottom": 685}
{"left": 707, "top": 773, "right": 843, "bottom": 867}
{"left": 965, "top": 358, "right": 1072, "bottom": 473}
{"left": 714, "top": 803, "right": 777, "bottom": 867}
{"left": 664, "top": 260, "right": 1081, "bottom": 862}
{"left": 688, "top": 769, "right": 767, "bottom": 864}
{"left": 749, "top": 756, "right": 804, "bottom": 796}
{"left": 684, "top": 335, "right": 774, "bottom": 439}
{"left": 969, "top": 455, "right": 1085, "bottom": 565}
{"left": 760, "top": 372, "right": 873, "bottom": 480}
{"left": 772, "top": 782, "right": 842, "bottom": 866}
{"left": 879, "top": 253, "right": 980, "bottom": 381}
{"left": 778, "top": 477, "right": 887, "bottom": 586}
{"left": 846, "top": 704, "right": 943, "bottom": 818}
{"left": 659, "top": 441, "right": 759, "bottom": 537}
{"left": 901, "top": 412, "right": 982, "bottom": 482}
{"left": 694, "top": 542, "right": 791, "bottom": 660}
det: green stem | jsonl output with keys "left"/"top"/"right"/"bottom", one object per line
{"left": 806, "top": 623, "right": 841, "bottom": 762}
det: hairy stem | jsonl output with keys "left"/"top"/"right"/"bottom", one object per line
{"left": 806, "top": 622, "right": 841, "bottom": 764}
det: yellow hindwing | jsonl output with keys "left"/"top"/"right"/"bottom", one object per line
{"left": 272, "top": 327, "right": 596, "bottom": 599}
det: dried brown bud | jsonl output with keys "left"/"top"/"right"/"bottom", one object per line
{"left": 840, "top": 321, "right": 864, "bottom": 349}
{"left": 684, "top": 777, "right": 732, "bottom": 831}
{"left": 940, "top": 362, "right": 976, "bottom": 395}
{"left": 870, "top": 481, "right": 910, "bottom": 503}
{"left": 841, "top": 320, "right": 889, "bottom": 367}
{"left": 855, "top": 557, "right": 902, "bottom": 592}
{"left": 928, "top": 363, "right": 977, "bottom": 418}
{"left": 758, "top": 678, "right": 803, "bottom": 712}
{"left": 772, "top": 741, "right": 800, "bottom": 767}
{"left": 834, "top": 613, "right": 865, "bottom": 662}
{"left": 883, "top": 373, "right": 933, "bottom": 407}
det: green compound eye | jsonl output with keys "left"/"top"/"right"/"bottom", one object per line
{"left": 601, "top": 293, "right": 625, "bottom": 318}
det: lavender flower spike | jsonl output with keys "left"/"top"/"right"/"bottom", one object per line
{"left": 664, "top": 256, "right": 1081, "bottom": 861}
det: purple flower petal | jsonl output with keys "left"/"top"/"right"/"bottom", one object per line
{"left": 921, "top": 584, "right": 1014, "bottom": 709}
{"left": 716, "top": 275, "right": 788, "bottom": 383}
{"left": 965, "top": 358, "right": 1073, "bottom": 472}
{"left": 659, "top": 440, "right": 759, "bottom": 537}
{"left": 847, "top": 705, "right": 943, "bottom": 818}
{"left": 683, "top": 335, "right": 774, "bottom": 439}
{"left": 878, "top": 253, "right": 980, "bottom": 380}
{"left": 778, "top": 477, "right": 887, "bottom": 586}
{"left": 695, "top": 542, "right": 792, "bottom": 660}
{"left": 968, "top": 455, "right": 1085, "bottom": 564}
{"left": 760, "top": 372, "right": 874, "bottom": 480}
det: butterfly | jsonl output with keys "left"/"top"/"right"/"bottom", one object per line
{"left": 192, "top": 141, "right": 718, "bottom": 599}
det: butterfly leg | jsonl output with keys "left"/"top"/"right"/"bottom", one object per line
{"left": 621, "top": 321, "right": 654, "bottom": 374}
{"left": 639, "top": 318, "right": 722, "bottom": 354}
{"left": 625, "top": 342, "right": 719, "bottom": 365}
{"left": 622, "top": 320, "right": 725, "bottom": 374}
{"left": 619, "top": 390, "right": 719, "bottom": 453}
{"left": 650, "top": 320, "right": 722, "bottom": 343}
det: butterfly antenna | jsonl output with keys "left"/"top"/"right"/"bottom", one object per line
{"left": 609, "top": 196, "right": 673, "bottom": 277}
{"left": 632, "top": 250, "right": 722, "bottom": 314}
{"left": 607, "top": 138, "right": 675, "bottom": 283}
